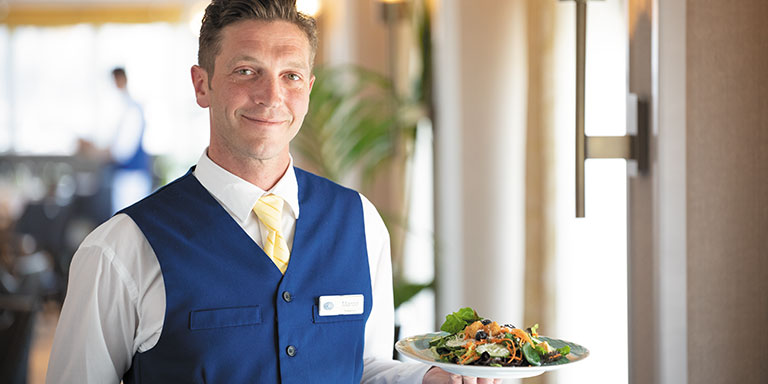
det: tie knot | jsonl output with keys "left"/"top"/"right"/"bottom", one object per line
{"left": 253, "top": 194, "right": 284, "bottom": 229}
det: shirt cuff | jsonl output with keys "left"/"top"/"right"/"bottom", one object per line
{"left": 363, "top": 358, "right": 433, "bottom": 384}
{"left": 396, "top": 362, "right": 433, "bottom": 384}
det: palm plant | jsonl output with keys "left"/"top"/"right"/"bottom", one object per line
{"left": 295, "top": 0, "right": 435, "bottom": 316}
{"left": 295, "top": 65, "right": 407, "bottom": 186}
{"left": 294, "top": 64, "right": 431, "bottom": 308}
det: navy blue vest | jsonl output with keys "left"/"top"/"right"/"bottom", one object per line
{"left": 121, "top": 168, "right": 373, "bottom": 383}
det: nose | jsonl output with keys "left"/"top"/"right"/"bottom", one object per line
{"left": 254, "top": 75, "right": 281, "bottom": 108}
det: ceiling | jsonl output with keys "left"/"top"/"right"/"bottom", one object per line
{"left": 1, "top": 0, "right": 209, "bottom": 26}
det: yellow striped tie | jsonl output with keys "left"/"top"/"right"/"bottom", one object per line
{"left": 252, "top": 194, "right": 290, "bottom": 274}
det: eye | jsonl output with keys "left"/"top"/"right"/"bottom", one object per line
{"left": 286, "top": 73, "right": 301, "bottom": 81}
{"left": 236, "top": 68, "right": 254, "bottom": 76}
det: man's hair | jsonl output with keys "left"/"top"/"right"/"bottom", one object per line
{"left": 198, "top": 0, "right": 318, "bottom": 75}
{"left": 111, "top": 67, "right": 126, "bottom": 79}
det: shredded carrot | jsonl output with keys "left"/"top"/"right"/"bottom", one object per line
{"left": 459, "top": 350, "right": 477, "bottom": 365}
{"left": 501, "top": 338, "right": 518, "bottom": 363}
{"left": 509, "top": 328, "right": 535, "bottom": 346}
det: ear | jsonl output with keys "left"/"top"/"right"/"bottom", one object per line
{"left": 308, "top": 74, "right": 316, "bottom": 92}
{"left": 191, "top": 65, "right": 210, "bottom": 108}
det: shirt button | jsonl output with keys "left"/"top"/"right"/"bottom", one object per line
{"left": 282, "top": 291, "right": 292, "bottom": 302}
{"left": 286, "top": 345, "right": 297, "bottom": 357}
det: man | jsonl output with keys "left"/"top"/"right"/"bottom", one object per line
{"left": 108, "top": 67, "right": 152, "bottom": 213}
{"left": 47, "top": 1, "right": 498, "bottom": 383}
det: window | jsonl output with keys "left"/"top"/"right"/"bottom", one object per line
{"left": 1, "top": 23, "right": 207, "bottom": 172}
{"left": 552, "top": 1, "right": 629, "bottom": 383}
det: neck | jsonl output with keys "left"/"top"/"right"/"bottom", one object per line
{"left": 207, "top": 148, "right": 290, "bottom": 191}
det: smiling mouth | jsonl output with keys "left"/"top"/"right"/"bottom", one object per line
{"left": 242, "top": 115, "right": 287, "bottom": 125}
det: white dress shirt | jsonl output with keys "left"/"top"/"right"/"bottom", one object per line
{"left": 46, "top": 151, "right": 430, "bottom": 383}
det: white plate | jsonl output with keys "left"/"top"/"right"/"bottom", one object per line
{"left": 395, "top": 332, "right": 589, "bottom": 379}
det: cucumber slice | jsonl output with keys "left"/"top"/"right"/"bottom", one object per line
{"left": 475, "top": 343, "right": 511, "bottom": 358}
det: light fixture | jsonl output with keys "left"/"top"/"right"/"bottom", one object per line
{"left": 377, "top": 0, "right": 409, "bottom": 23}
{"left": 296, "top": 0, "right": 321, "bottom": 17}
{"left": 187, "top": 1, "right": 208, "bottom": 35}
{"left": 188, "top": 9, "right": 205, "bottom": 35}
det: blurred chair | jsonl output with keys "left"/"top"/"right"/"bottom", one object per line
{"left": 0, "top": 249, "right": 46, "bottom": 384}
{"left": 12, "top": 158, "right": 112, "bottom": 302}
{"left": 0, "top": 293, "right": 39, "bottom": 384}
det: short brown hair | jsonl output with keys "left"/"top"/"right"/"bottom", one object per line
{"left": 198, "top": 0, "right": 318, "bottom": 75}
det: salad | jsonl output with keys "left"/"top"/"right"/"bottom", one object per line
{"left": 429, "top": 307, "right": 572, "bottom": 367}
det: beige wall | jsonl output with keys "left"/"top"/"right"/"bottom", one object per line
{"left": 630, "top": 0, "right": 768, "bottom": 383}
{"left": 687, "top": 0, "right": 768, "bottom": 382}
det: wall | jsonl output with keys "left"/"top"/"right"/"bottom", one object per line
{"left": 686, "top": 0, "right": 768, "bottom": 382}
{"left": 630, "top": 0, "right": 768, "bottom": 383}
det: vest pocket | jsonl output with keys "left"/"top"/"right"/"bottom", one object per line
{"left": 311, "top": 305, "right": 366, "bottom": 324}
{"left": 189, "top": 306, "right": 262, "bottom": 330}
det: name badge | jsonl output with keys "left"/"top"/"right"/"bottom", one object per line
{"left": 318, "top": 294, "right": 364, "bottom": 316}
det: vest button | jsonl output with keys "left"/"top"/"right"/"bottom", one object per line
{"left": 286, "top": 345, "right": 297, "bottom": 357}
{"left": 282, "top": 291, "right": 292, "bottom": 302}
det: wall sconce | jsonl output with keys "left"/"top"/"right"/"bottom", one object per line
{"left": 376, "top": 0, "right": 410, "bottom": 96}
{"left": 296, "top": 0, "right": 322, "bottom": 17}
{"left": 378, "top": 0, "right": 409, "bottom": 23}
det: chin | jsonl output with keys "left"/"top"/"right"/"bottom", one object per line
{"left": 244, "top": 146, "right": 283, "bottom": 161}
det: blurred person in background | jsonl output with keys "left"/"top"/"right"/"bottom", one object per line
{"left": 47, "top": 1, "right": 497, "bottom": 383}
{"left": 75, "top": 67, "right": 153, "bottom": 213}
{"left": 107, "top": 67, "right": 152, "bottom": 213}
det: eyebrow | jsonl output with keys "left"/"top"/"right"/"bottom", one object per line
{"left": 228, "top": 55, "right": 310, "bottom": 72}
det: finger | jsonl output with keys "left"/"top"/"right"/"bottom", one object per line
{"left": 462, "top": 376, "right": 478, "bottom": 384}
{"left": 450, "top": 373, "right": 463, "bottom": 384}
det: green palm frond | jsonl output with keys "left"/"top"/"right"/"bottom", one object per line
{"left": 295, "top": 65, "right": 413, "bottom": 186}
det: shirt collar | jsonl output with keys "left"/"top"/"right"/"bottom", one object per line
{"left": 194, "top": 149, "right": 300, "bottom": 224}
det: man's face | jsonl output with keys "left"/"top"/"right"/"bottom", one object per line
{"left": 192, "top": 20, "right": 315, "bottom": 166}
{"left": 113, "top": 74, "right": 127, "bottom": 90}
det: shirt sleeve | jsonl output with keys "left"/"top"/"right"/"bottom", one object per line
{"left": 359, "top": 194, "right": 431, "bottom": 384}
{"left": 46, "top": 216, "right": 144, "bottom": 384}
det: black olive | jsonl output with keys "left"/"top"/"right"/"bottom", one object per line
{"left": 504, "top": 323, "right": 516, "bottom": 329}
{"left": 481, "top": 319, "right": 492, "bottom": 325}
{"left": 452, "top": 356, "right": 459, "bottom": 363}
{"left": 475, "top": 330, "right": 488, "bottom": 340}
{"left": 477, "top": 351, "right": 491, "bottom": 365}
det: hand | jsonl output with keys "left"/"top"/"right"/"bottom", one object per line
{"left": 422, "top": 366, "right": 503, "bottom": 384}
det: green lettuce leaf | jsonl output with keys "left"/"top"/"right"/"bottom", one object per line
{"left": 522, "top": 343, "right": 542, "bottom": 366}
{"left": 439, "top": 307, "right": 481, "bottom": 334}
